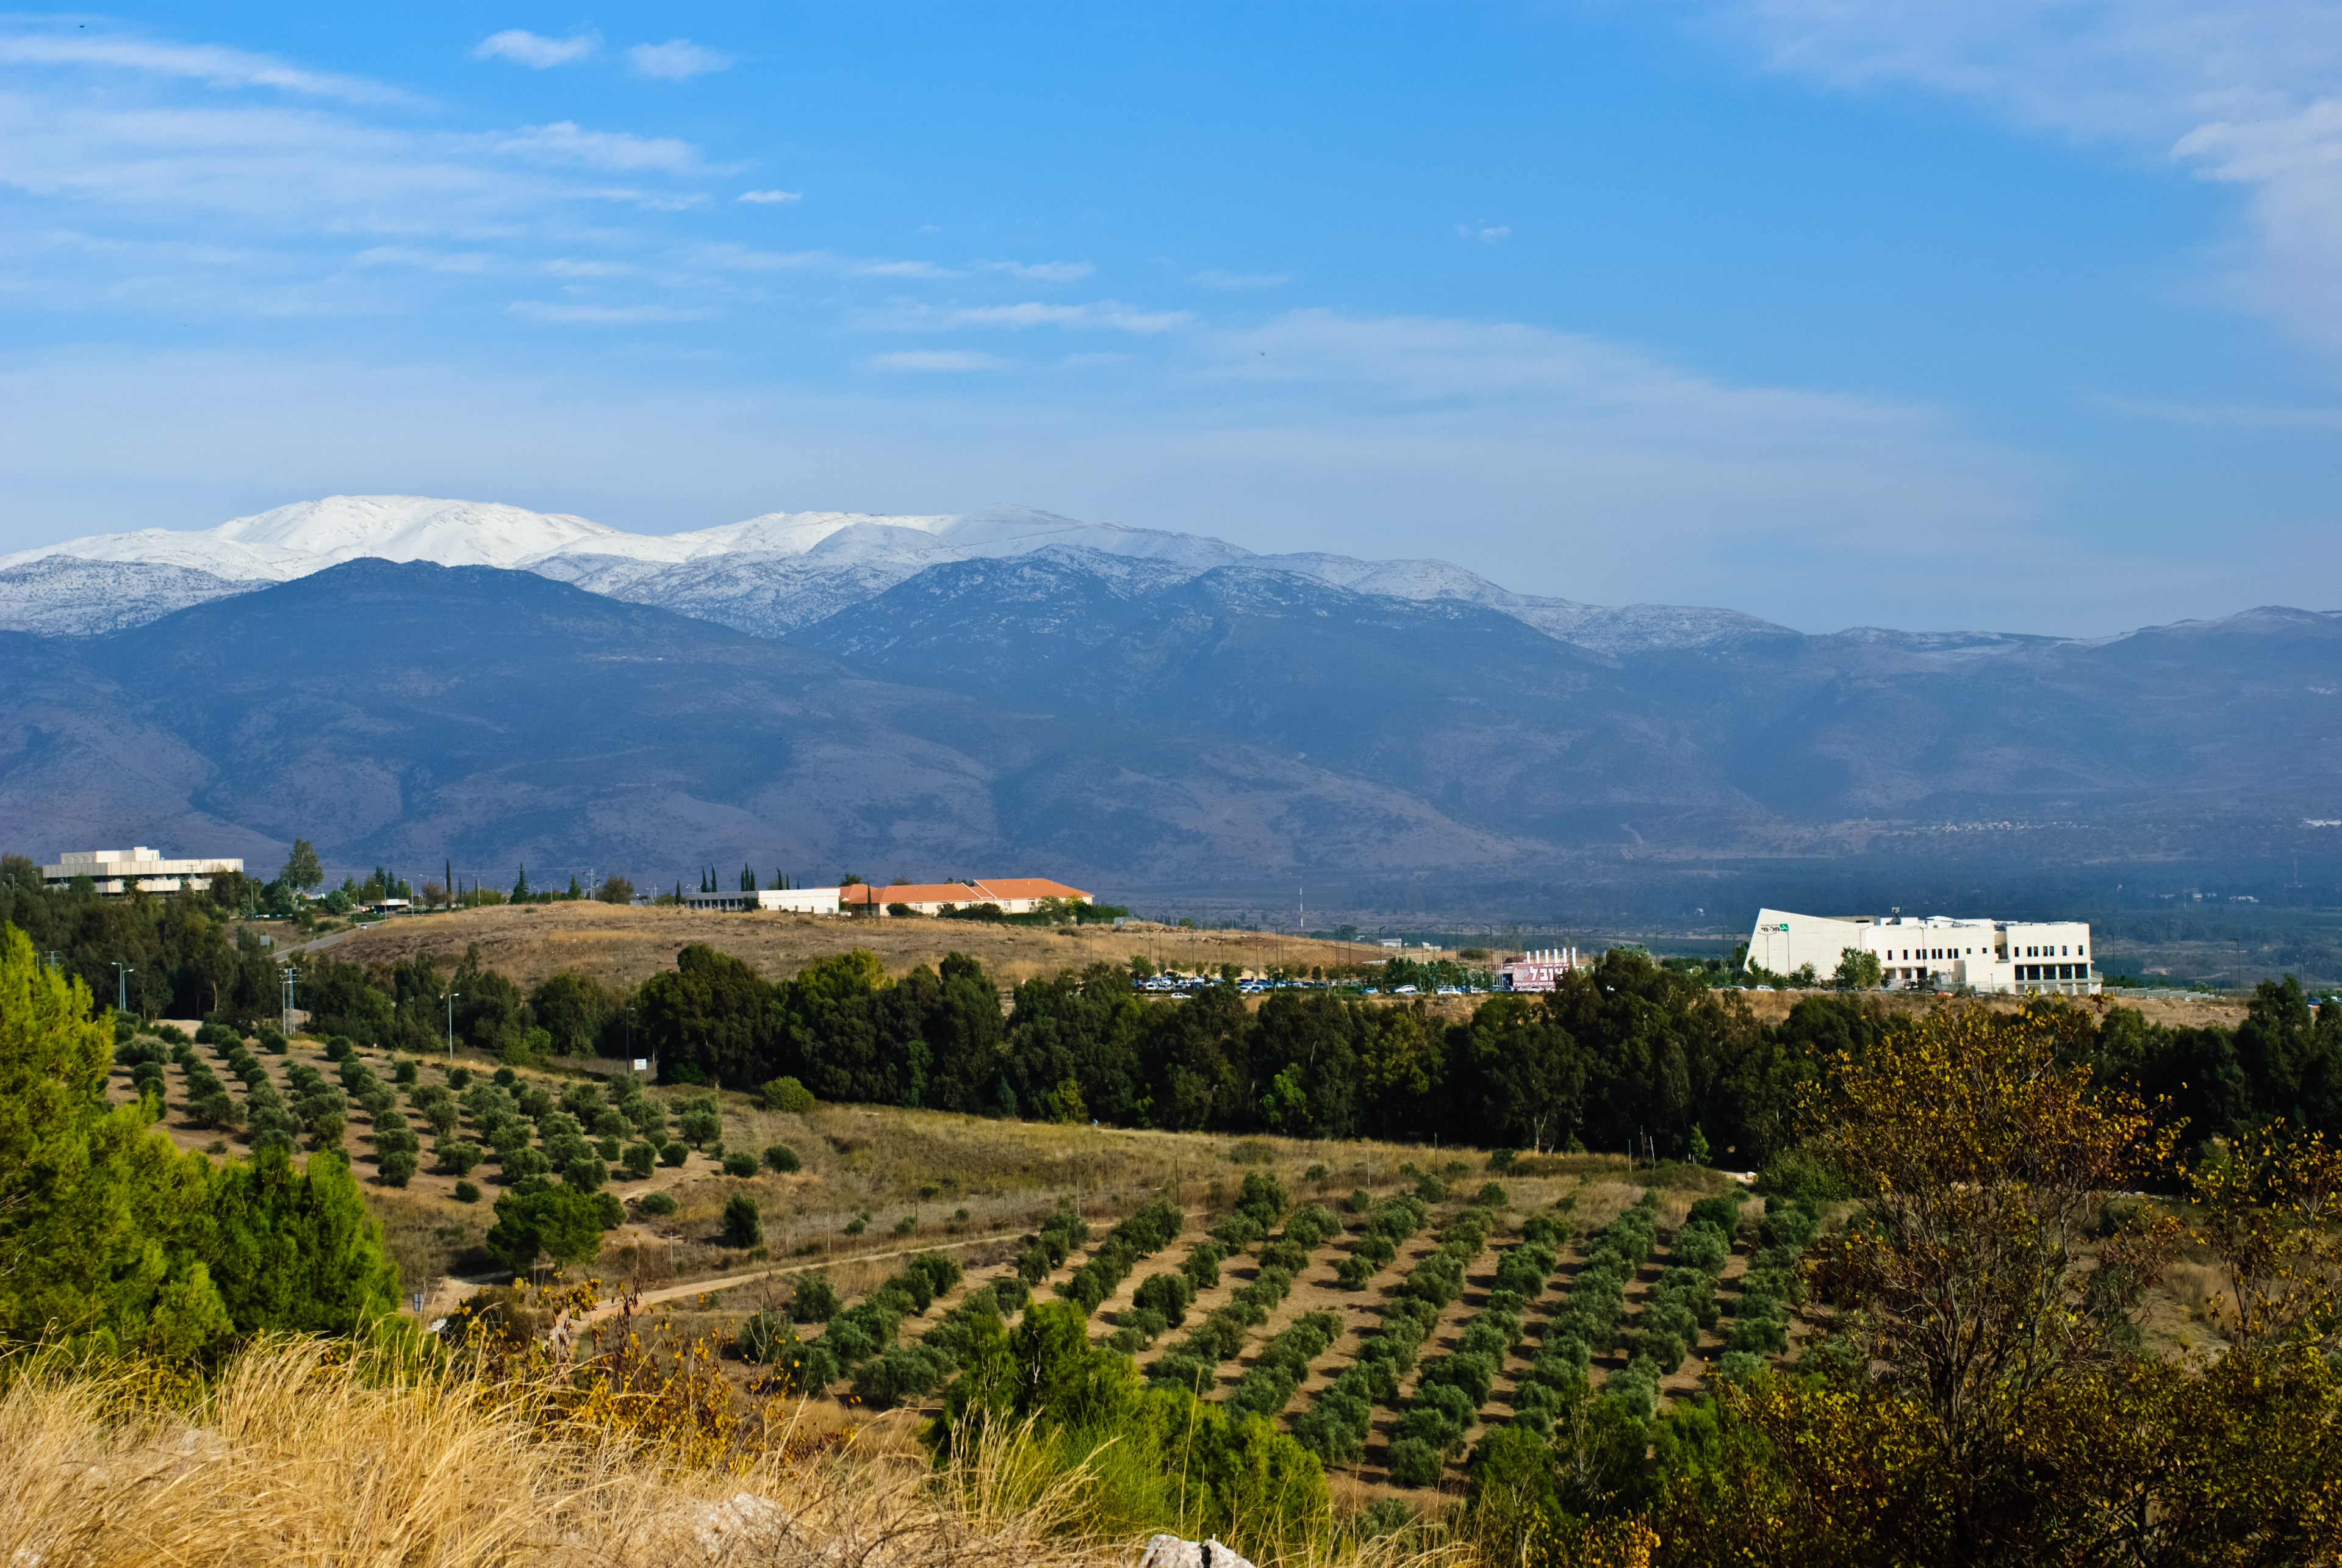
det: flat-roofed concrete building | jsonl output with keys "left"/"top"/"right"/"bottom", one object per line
{"left": 1746, "top": 907, "right": 2099, "bottom": 996}
{"left": 41, "top": 847, "right": 244, "bottom": 896}
{"left": 678, "top": 886, "right": 842, "bottom": 915}
{"left": 840, "top": 877, "right": 1091, "bottom": 916}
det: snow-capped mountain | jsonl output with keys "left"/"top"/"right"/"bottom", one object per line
{"left": 0, "top": 492, "right": 1784, "bottom": 652}
{"left": 0, "top": 556, "right": 268, "bottom": 636}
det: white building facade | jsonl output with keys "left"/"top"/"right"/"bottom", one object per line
{"left": 678, "top": 886, "right": 844, "bottom": 915}
{"left": 1745, "top": 907, "right": 2099, "bottom": 996}
{"left": 41, "top": 847, "right": 244, "bottom": 896}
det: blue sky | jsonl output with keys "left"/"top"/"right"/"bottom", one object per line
{"left": 4, "top": 1, "right": 2340, "bottom": 635}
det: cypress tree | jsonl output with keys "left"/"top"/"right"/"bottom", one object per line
{"left": 513, "top": 863, "right": 530, "bottom": 900}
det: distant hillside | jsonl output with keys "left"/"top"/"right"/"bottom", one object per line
{"left": 1, "top": 555, "right": 2338, "bottom": 921}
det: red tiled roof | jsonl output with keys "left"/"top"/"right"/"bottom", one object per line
{"left": 971, "top": 878, "right": 1090, "bottom": 901}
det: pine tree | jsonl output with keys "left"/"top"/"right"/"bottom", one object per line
{"left": 513, "top": 863, "right": 531, "bottom": 900}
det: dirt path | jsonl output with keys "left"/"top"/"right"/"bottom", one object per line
{"left": 580, "top": 1232, "right": 1010, "bottom": 1324}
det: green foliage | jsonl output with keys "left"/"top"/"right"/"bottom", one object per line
{"left": 484, "top": 1185, "right": 606, "bottom": 1271}
{"left": 760, "top": 1076, "right": 816, "bottom": 1113}
{"left": 720, "top": 1150, "right": 757, "bottom": 1178}
{"left": 762, "top": 1142, "right": 801, "bottom": 1173}
{"left": 738, "top": 1308, "right": 795, "bottom": 1363}
{"left": 719, "top": 1193, "right": 761, "bottom": 1249}
{"left": 453, "top": 1180, "right": 481, "bottom": 1203}
{"left": 637, "top": 1190, "right": 677, "bottom": 1217}
{"left": 791, "top": 1272, "right": 840, "bottom": 1322}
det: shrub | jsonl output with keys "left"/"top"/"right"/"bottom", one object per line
{"left": 764, "top": 1340, "right": 840, "bottom": 1395}
{"left": 760, "top": 1076, "right": 816, "bottom": 1113}
{"left": 1305, "top": 1162, "right": 1329, "bottom": 1182}
{"left": 722, "top": 1150, "right": 757, "bottom": 1178}
{"left": 453, "top": 1180, "right": 482, "bottom": 1203}
{"left": 852, "top": 1344, "right": 954, "bottom": 1408}
{"left": 658, "top": 1142, "right": 688, "bottom": 1167}
{"left": 791, "top": 1273, "right": 841, "bottom": 1322}
{"left": 436, "top": 1140, "right": 481, "bottom": 1176}
{"left": 763, "top": 1143, "right": 802, "bottom": 1173}
{"left": 1414, "top": 1174, "right": 1448, "bottom": 1203}
{"left": 1345, "top": 1186, "right": 1373, "bottom": 1213}
{"left": 1133, "top": 1271, "right": 1196, "bottom": 1327}
{"left": 638, "top": 1190, "right": 678, "bottom": 1217}
{"left": 376, "top": 1151, "right": 417, "bottom": 1187}
{"left": 1388, "top": 1437, "right": 1445, "bottom": 1488}
{"left": 738, "top": 1309, "right": 795, "bottom": 1363}
{"left": 622, "top": 1142, "right": 655, "bottom": 1179}
{"left": 562, "top": 1156, "right": 606, "bottom": 1192}
{"left": 720, "top": 1194, "right": 762, "bottom": 1250}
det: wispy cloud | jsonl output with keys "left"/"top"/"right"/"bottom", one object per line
{"left": 1707, "top": 0, "right": 2342, "bottom": 351}
{"left": 2095, "top": 392, "right": 2342, "bottom": 430}
{"left": 491, "top": 121, "right": 701, "bottom": 173}
{"left": 866, "top": 350, "right": 1007, "bottom": 372}
{"left": 738, "top": 189, "right": 802, "bottom": 204}
{"left": 979, "top": 259, "right": 1093, "bottom": 281}
{"left": 505, "top": 300, "right": 708, "bottom": 324}
{"left": 629, "top": 39, "right": 732, "bottom": 81}
{"left": 470, "top": 30, "right": 598, "bottom": 69}
{"left": 0, "top": 27, "right": 410, "bottom": 104}
{"left": 933, "top": 300, "right": 1192, "bottom": 333}
{"left": 1456, "top": 223, "right": 1510, "bottom": 244}
{"left": 693, "top": 244, "right": 956, "bottom": 279}
{"left": 1192, "top": 268, "right": 1292, "bottom": 289}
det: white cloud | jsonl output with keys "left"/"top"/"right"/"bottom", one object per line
{"left": 738, "top": 189, "right": 802, "bottom": 204}
{"left": 505, "top": 300, "right": 708, "bottom": 323}
{"left": 979, "top": 259, "right": 1094, "bottom": 281}
{"left": 866, "top": 350, "right": 1007, "bottom": 372}
{"left": 1192, "top": 268, "right": 1292, "bottom": 289}
{"left": 1709, "top": 0, "right": 2342, "bottom": 350}
{"left": 1456, "top": 223, "right": 1510, "bottom": 244}
{"left": 470, "top": 30, "right": 598, "bottom": 69}
{"left": 492, "top": 121, "right": 700, "bottom": 173}
{"left": 629, "top": 39, "right": 732, "bottom": 81}
{"left": 932, "top": 300, "right": 1193, "bottom": 333}
{"left": 0, "top": 27, "right": 409, "bottom": 103}
{"left": 694, "top": 244, "right": 956, "bottom": 279}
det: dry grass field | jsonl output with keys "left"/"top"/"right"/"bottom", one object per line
{"left": 271, "top": 902, "right": 1400, "bottom": 992}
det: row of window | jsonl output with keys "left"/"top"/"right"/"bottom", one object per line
{"left": 2018, "top": 963, "right": 2089, "bottom": 982}
{"left": 2019, "top": 943, "right": 2083, "bottom": 957}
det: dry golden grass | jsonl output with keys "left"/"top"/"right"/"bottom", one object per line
{"left": 296, "top": 902, "right": 1403, "bottom": 994}
{"left": 0, "top": 1340, "right": 1470, "bottom": 1568}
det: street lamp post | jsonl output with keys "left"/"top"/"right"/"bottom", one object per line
{"left": 112, "top": 961, "right": 134, "bottom": 1017}
{"left": 442, "top": 989, "right": 461, "bottom": 1060}
{"left": 279, "top": 965, "right": 299, "bottom": 1037}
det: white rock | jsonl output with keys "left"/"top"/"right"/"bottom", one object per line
{"left": 1139, "top": 1534, "right": 1257, "bottom": 1568}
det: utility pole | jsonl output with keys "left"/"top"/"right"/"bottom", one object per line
{"left": 280, "top": 965, "right": 299, "bottom": 1037}
{"left": 443, "top": 989, "right": 461, "bottom": 1060}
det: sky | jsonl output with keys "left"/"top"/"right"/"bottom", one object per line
{"left": 2, "top": 1, "right": 2340, "bottom": 636}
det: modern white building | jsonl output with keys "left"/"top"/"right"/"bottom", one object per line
{"left": 1745, "top": 907, "right": 2100, "bottom": 996}
{"left": 41, "top": 847, "right": 244, "bottom": 896}
{"left": 678, "top": 886, "right": 843, "bottom": 915}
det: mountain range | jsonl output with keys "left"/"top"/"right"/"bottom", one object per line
{"left": 2, "top": 496, "right": 2338, "bottom": 922}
